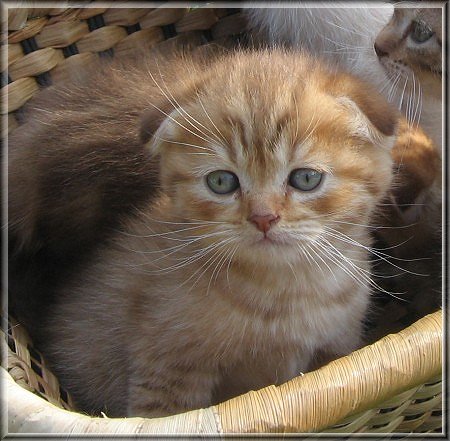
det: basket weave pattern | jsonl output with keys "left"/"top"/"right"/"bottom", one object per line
{"left": 2, "top": 312, "right": 442, "bottom": 434}
{"left": 3, "top": 4, "right": 444, "bottom": 436}
{"left": 4, "top": 6, "right": 247, "bottom": 131}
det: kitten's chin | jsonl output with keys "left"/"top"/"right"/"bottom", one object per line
{"left": 254, "top": 236, "right": 289, "bottom": 247}
{"left": 251, "top": 232, "right": 298, "bottom": 248}
{"left": 239, "top": 234, "right": 308, "bottom": 267}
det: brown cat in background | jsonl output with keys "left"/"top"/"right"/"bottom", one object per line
{"left": 10, "top": 48, "right": 400, "bottom": 417}
{"left": 368, "top": 119, "right": 442, "bottom": 340}
{"left": 8, "top": 62, "right": 157, "bottom": 337}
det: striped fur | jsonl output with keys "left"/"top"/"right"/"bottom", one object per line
{"left": 34, "top": 49, "right": 398, "bottom": 417}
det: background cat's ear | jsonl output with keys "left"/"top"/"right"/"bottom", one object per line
{"left": 331, "top": 74, "right": 399, "bottom": 146}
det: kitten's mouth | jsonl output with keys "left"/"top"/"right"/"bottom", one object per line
{"left": 258, "top": 236, "right": 277, "bottom": 244}
{"left": 254, "top": 233, "right": 290, "bottom": 246}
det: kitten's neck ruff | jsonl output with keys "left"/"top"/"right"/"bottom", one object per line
{"left": 222, "top": 249, "right": 369, "bottom": 312}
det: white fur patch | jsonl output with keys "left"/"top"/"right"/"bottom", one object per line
{"left": 245, "top": 4, "right": 393, "bottom": 93}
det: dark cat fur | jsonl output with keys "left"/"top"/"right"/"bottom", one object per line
{"left": 8, "top": 55, "right": 160, "bottom": 336}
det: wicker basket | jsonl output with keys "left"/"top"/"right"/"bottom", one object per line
{"left": 3, "top": 4, "right": 443, "bottom": 436}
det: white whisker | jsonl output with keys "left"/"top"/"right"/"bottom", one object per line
{"left": 315, "top": 237, "right": 408, "bottom": 301}
{"left": 144, "top": 101, "right": 213, "bottom": 145}
{"left": 183, "top": 237, "right": 237, "bottom": 294}
{"left": 322, "top": 227, "right": 430, "bottom": 276}
{"left": 153, "top": 136, "right": 215, "bottom": 153}
{"left": 196, "top": 90, "right": 229, "bottom": 146}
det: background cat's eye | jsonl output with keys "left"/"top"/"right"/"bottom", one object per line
{"left": 206, "top": 170, "right": 239, "bottom": 195}
{"left": 410, "top": 20, "right": 434, "bottom": 43}
{"left": 289, "top": 168, "right": 323, "bottom": 191}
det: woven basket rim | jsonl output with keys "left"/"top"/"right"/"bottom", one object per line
{"left": 4, "top": 310, "right": 442, "bottom": 435}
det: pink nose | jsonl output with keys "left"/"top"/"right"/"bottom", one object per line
{"left": 248, "top": 214, "right": 280, "bottom": 234}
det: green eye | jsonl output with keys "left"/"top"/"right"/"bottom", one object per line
{"left": 206, "top": 170, "right": 239, "bottom": 195}
{"left": 289, "top": 168, "right": 323, "bottom": 191}
{"left": 410, "top": 20, "right": 434, "bottom": 43}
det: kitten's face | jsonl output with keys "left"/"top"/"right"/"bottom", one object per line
{"left": 145, "top": 52, "right": 397, "bottom": 265}
{"left": 374, "top": 7, "right": 442, "bottom": 97}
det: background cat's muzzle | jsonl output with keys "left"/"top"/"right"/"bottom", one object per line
{"left": 374, "top": 42, "right": 388, "bottom": 58}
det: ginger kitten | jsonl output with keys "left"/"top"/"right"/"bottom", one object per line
{"left": 22, "top": 48, "right": 400, "bottom": 418}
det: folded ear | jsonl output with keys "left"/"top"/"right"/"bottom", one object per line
{"left": 139, "top": 98, "right": 174, "bottom": 148}
{"left": 139, "top": 82, "right": 208, "bottom": 155}
{"left": 330, "top": 73, "right": 400, "bottom": 147}
{"left": 138, "top": 50, "right": 219, "bottom": 151}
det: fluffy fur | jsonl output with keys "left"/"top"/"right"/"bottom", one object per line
{"left": 21, "top": 48, "right": 400, "bottom": 418}
{"left": 246, "top": 3, "right": 393, "bottom": 97}
{"left": 8, "top": 60, "right": 159, "bottom": 336}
